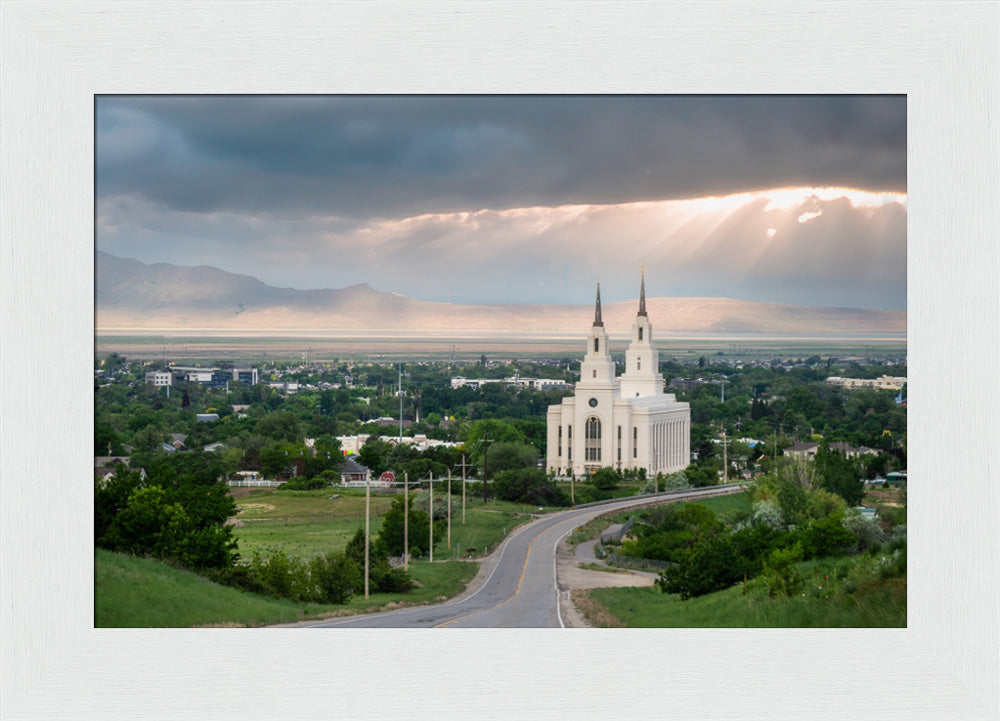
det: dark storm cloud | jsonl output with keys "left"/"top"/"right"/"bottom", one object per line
{"left": 97, "top": 95, "right": 906, "bottom": 219}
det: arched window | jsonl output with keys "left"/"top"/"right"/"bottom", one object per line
{"left": 594, "top": 337, "right": 599, "bottom": 353}
{"left": 585, "top": 417, "right": 601, "bottom": 461}
{"left": 638, "top": 326, "right": 643, "bottom": 341}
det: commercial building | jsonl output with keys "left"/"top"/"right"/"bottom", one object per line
{"left": 169, "top": 366, "right": 259, "bottom": 388}
{"left": 450, "top": 375, "right": 571, "bottom": 391}
{"left": 826, "top": 375, "right": 906, "bottom": 391}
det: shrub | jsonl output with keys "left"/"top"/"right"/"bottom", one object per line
{"left": 250, "top": 550, "right": 307, "bottom": 600}
{"left": 763, "top": 543, "right": 804, "bottom": 598}
{"left": 309, "top": 551, "right": 361, "bottom": 604}
{"left": 370, "top": 564, "right": 413, "bottom": 594}
{"left": 280, "top": 476, "right": 329, "bottom": 490}
{"left": 796, "top": 513, "right": 857, "bottom": 559}
{"left": 657, "top": 534, "right": 742, "bottom": 600}
{"left": 842, "top": 510, "right": 887, "bottom": 552}
{"left": 590, "top": 467, "right": 622, "bottom": 491}
{"left": 751, "top": 500, "right": 784, "bottom": 529}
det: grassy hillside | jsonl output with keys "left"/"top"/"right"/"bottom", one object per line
{"left": 95, "top": 548, "right": 477, "bottom": 627}
{"left": 577, "top": 552, "right": 906, "bottom": 627}
{"left": 96, "top": 549, "right": 331, "bottom": 627}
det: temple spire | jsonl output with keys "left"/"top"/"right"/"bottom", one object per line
{"left": 593, "top": 283, "right": 604, "bottom": 326}
{"left": 638, "top": 265, "right": 647, "bottom": 317}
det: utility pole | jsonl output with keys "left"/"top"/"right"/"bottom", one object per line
{"left": 364, "top": 475, "right": 370, "bottom": 599}
{"left": 447, "top": 470, "right": 452, "bottom": 549}
{"left": 482, "top": 432, "right": 490, "bottom": 504}
{"left": 455, "top": 454, "right": 473, "bottom": 524}
{"left": 398, "top": 364, "right": 403, "bottom": 443}
{"left": 722, "top": 424, "right": 728, "bottom": 485}
{"left": 403, "top": 471, "right": 409, "bottom": 571}
{"left": 428, "top": 471, "right": 434, "bottom": 563}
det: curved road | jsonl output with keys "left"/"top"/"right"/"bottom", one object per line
{"left": 307, "top": 485, "right": 740, "bottom": 628}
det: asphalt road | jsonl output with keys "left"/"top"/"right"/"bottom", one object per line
{"left": 306, "top": 485, "right": 740, "bottom": 628}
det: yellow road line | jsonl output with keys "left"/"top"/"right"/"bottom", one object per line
{"left": 434, "top": 522, "right": 551, "bottom": 628}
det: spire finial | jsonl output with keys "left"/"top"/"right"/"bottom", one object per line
{"left": 638, "top": 266, "right": 647, "bottom": 317}
{"left": 594, "top": 282, "right": 604, "bottom": 327}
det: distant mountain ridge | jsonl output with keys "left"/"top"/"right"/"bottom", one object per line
{"left": 96, "top": 252, "right": 906, "bottom": 334}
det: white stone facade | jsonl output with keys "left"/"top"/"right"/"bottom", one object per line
{"left": 546, "top": 277, "right": 690, "bottom": 477}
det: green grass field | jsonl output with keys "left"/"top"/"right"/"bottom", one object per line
{"left": 230, "top": 488, "right": 392, "bottom": 560}
{"left": 231, "top": 487, "right": 540, "bottom": 561}
{"left": 95, "top": 548, "right": 478, "bottom": 627}
{"left": 582, "top": 554, "right": 906, "bottom": 627}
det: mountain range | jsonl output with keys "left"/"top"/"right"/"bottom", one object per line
{"left": 95, "top": 252, "right": 906, "bottom": 335}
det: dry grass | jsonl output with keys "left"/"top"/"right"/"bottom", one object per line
{"left": 571, "top": 588, "right": 624, "bottom": 628}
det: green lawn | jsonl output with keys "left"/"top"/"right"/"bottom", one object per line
{"left": 95, "top": 548, "right": 478, "bottom": 627}
{"left": 582, "top": 553, "right": 906, "bottom": 627}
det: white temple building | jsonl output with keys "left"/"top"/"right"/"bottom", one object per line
{"left": 546, "top": 273, "right": 690, "bottom": 477}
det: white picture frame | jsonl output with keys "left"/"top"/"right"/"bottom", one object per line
{"left": 2, "top": 2, "right": 997, "bottom": 719}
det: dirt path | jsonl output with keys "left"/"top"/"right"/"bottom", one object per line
{"left": 556, "top": 537, "right": 657, "bottom": 627}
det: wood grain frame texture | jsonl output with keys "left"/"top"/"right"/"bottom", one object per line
{"left": 1, "top": 2, "right": 997, "bottom": 719}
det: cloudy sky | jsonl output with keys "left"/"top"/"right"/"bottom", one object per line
{"left": 96, "top": 95, "right": 906, "bottom": 310}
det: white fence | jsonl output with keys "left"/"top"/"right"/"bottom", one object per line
{"left": 227, "top": 479, "right": 286, "bottom": 488}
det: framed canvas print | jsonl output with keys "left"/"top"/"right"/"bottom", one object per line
{"left": 2, "top": 2, "right": 997, "bottom": 719}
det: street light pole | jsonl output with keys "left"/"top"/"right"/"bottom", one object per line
{"left": 461, "top": 454, "right": 467, "bottom": 524}
{"left": 447, "top": 469, "right": 452, "bottom": 549}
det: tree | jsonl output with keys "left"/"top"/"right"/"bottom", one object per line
{"left": 589, "top": 467, "right": 620, "bottom": 490}
{"left": 483, "top": 442, "right": 539, "bottom": 474}
{"left": 378, "top": 495, "right": 431, "bottom": 556}
{"left": 255, "top": 410, "right": 303, "bottom": 443}
{"left": 97, "top": 454, "right": 238, "bottom": 570}
{"left": 814, "top": 442, "right": 865, "bottom": 506}
{"left": 357, "top": 438, "right": 392, "bottom": 477}
{"left": 491, "top": 468, "right": 569, "bottom": 506}
{"left": 95, "top": 422, "right": 123, "bottom": 455}
{"left": 259, "top": 444, "right": 297, "bottom": 479}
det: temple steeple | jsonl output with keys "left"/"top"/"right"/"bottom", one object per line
{"left": 620, "top": 268, "right": 662, "bottom": 398}
{"left": 638, "top": 265, "right": 647, "bottom": 317}
{"left": 578, "top": 281, "right": 616, "bottom": 390}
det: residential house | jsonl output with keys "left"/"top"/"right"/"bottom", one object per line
{"left": 784, "top": 441, "right": 819, "bottom": 461}
{"left": 340, "top": 457, "right": 370, "bottom": 486}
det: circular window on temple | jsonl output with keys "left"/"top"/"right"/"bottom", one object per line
{"left": 588, "top": 397, "right": 598, "bottom": 407}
